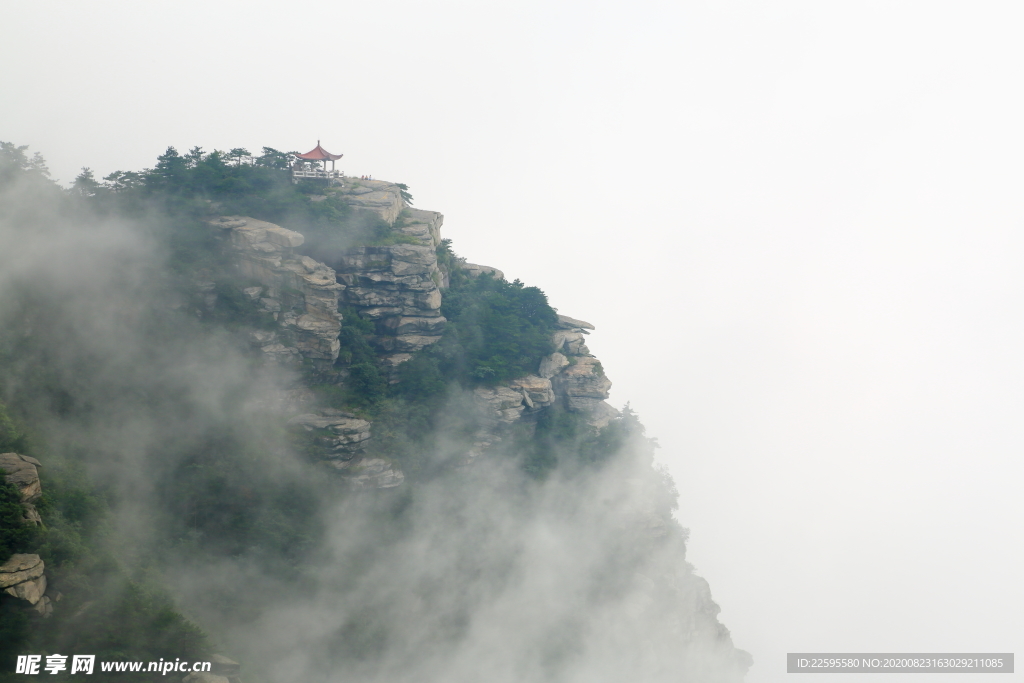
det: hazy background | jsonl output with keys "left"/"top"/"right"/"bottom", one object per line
{"left": 3, "top": 1, "right": 1022, "bottom": 680}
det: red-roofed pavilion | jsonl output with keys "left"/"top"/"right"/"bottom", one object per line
{"left": 292, "top": 141, "right": 344, "bottom": 185}
{"left": 294, "top": 141, "right": 343, "bottom": 171}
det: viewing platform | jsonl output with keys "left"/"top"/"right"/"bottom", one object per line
{"left": 291, "top": 168, "right": 344, "bottom": 183}
{"left": 292, "top": 141, "right": 344, "bottom": 185}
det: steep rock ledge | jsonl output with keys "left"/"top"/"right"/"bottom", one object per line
{"left": 468, "top": 315, "right": 619, "bottom": 459}
{"left": 206, "top": 209, "right": 620, "bottom": 476}
{"left": 334, "top": 208, "right": 447, "bottom": 367}
{"left": 208, "top": 216, "right": 344, "bottom": 368}
{"left": 333, "top": 179, "right": 406, "bottom": 225}
{"left": 1, "top": 452, "right": 43, "bottom": 525}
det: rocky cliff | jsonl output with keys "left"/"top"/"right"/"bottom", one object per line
{"left": 207, "top": 190, "right": 620, "bottom": 484}
{"left": 333, "top": 208, "right": 447, "bottom": 366}
{"left": 190, "top": 178, "right": 749, "bottom": 680}
{"left": 0, "top": 144, "right": 749, "bottom": 682}
{"left": 1, "top": 452, "right": 53, "bottom": 616}
{"left": 207, "top": 216, "right": 344, "bottom": 368}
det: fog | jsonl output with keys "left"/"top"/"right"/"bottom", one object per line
{"left": 3, "top": 1, "right": 1024, "bottom": 681}
{"left": 0, "top": 164, "right": 749, "bottom": 682}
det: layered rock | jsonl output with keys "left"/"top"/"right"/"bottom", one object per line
{"left": 462, "top": 263, "right": 505, "bottom": 280}
{"left": 334, "top": 209, "right": 447, "bottom": 364}
{"left": 333, "top": 179, "right": 406, "bottom": 225}
{"left": 288, "top": 410, "right": 372, "bottom": 459}
{"left": 473, "top": 386, "right": 529, "bottom": 426}
{"left": 1, "top": 554, "right": 51, "bottom": 615}
{"left": 209, "top": 216, "right": 344, "bottom": 366}
{"left": 554, "top": 356, "right": 615, "bottom": 420}
{"left": 547, "top": 316, "right": 618, "bottom": 427}
{"left": 466, "top": 315, "right": 619, "bottom": 460}
{"left": 508, "top": 375, "right": 555, "bottom": 409}
{"left": 1, "top": 452, "right": 54, "bottom": 615}
{"left": 287, "top": 410, "right": 404, "bottom": 489}
{"left": 480, "top": 315, "right": 616, "bottom": 427}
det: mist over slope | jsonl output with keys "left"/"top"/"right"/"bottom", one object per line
{"left": 0, "top": 143, "right": 750, "bottom": 682}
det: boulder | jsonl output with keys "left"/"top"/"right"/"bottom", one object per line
{"left": 463, "top": 263, "right": 505, "bottom": 280}
{"left": 0, "top": 554, "right": 44, "bottom": 589}
{"left": 208, "top": 216, "right": 248, "bottom": 230}
{"left": 551, "top": 330, "right": 589, "bottom": 356}
{"left": 556, "top": 356, "right": 612, "bottom": 400}
{"left": 337, "top": 186, "right": 404, "bottom": 224}
{"left": 473, "top": 387, "right": 526, "bottom": 425}
{"left": 388, "top": 244, "right": 437, "bottom": 276}
{"left": 508, "top": 376, "right": 555, "bottom": 408}
{"left": 555, "top": 314, "right": 595, "bottom": 331}
{"left": 0, "top": 453, "right": 41, "bottom": 502}
{"left": 288, "top": 412, "right": 372, "bottom": 458}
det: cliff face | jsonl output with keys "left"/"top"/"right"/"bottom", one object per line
{"left": 1, "top": 453, "right": 52, "bottom": 616}
{"left": 198, "top": 184, "right": 749, "bottom": 681}
{"left": 208, "top": 197, "right": 621, "bottom": 476}
{"left": 0, "top": 148, "right": 749, "bottom": 682}
{"left": 208, "top": 216, "right": 343, "bottom": 367}
{"left": 334, "top": 208, "right": 447, "bottom": 366}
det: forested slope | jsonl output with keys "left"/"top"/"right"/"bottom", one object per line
{"left": 0, "top": 142, "right": 750, "bottom": 683}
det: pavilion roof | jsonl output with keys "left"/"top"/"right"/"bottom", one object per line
{"left": 295, "top": 142, "right": 343, "bottom": 161}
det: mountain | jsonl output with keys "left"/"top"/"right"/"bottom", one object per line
{"left": 0, "top": 143, "right": 751, "bottom": 683}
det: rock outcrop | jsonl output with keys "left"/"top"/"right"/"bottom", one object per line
{"left": 508, "top": 375, "right": 556, "bottom": 409}
{"left": 333, "top": 179, "right": 406, "bottom": 225}
{"left": 207, "top": 194, "right": 616, "bottom": 485}
{"left": 287, "top": 410, "right": 403, "bottom": 489}
{"left": 334, "top": 209, "right": 447, "bottom": 365}
{"left": 0, "top": 452, "right": 43, "bottom": 525}
{"left": 466, "top": 315, "right": 619, "bottom": 460}
{"left": 462, "top": 263, "right": 504, "bottom": 280}
{"left": 288, "top": 410, "right": 372, "bottom": 459}
{"left": 474, "top": 315, "right": 616, "bottom": 429}
{"left": 209, "top": 216, "right": 344, "bottom": 367}
{"left": 1, "top": 452, "right": 54, "bottom": 615}
{"left": 1, "top": 554, "right": 51, "bottom": 615}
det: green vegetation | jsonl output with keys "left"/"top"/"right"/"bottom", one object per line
{"left": 0, "top": 141, "right": 682, "bottom": 680}
{"left": 387, "top": 271, "right": 558, "bottom": 402}
{"left": 0, "top": 404, "right": 36, "bottom": 563}
{"left": 0, "top": 412, "right": 211, "bottom": 678}
{"left": 0, "top": 474, "right": 36, "bottom": 563}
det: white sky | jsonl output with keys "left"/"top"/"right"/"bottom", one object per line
{"left": 3, "top": 2, "right": 1022, "bottom": 680}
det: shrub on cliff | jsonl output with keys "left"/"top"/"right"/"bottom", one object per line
{"left": 436, "top": 273, "right": 558, "bottom": 385}
{"left": 0, "top": 474, "right": 36, "bottom": 564}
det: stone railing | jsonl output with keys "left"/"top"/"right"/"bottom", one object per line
{"left": 291, "top": 169, "right": 344, "bottom": 182}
